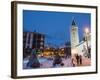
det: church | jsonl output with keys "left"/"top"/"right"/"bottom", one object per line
{"left": 70, "top": 19, "right": 91, "bottom": 58}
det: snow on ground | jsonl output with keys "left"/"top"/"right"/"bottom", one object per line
{"left": 23, "top": 56, "right": 91, "bottom": 69}
{"left": 23, "top": 57, "right": 73, "bottom": 69}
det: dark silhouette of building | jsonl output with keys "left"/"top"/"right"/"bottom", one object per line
{"left": 64, "top": 42, "right": 71, "bottom": 58}
{"left": 23, "top": 32, "right": 45, "bottom": 58}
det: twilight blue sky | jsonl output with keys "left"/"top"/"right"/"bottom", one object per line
{"left": 23, "top": 10, "right": 91, "bottom": 47}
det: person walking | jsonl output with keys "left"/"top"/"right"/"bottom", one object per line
{"left": 71, "top": 58, "right": 75, "bottom": 67}
{"left": 76, "top": 54, "right": 79, "bottom": 65}
{"left": 79, "top": 55, "right": 82, "bottom": 65}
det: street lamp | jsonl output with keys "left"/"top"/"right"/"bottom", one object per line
{"left": 84, "top": 27, "right": 90, "bottom": 58}
{"left": 84, "top": 27, "right": 89, "bottom": 34}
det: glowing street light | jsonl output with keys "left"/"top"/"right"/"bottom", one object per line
{"left": 84, "top": 27, "right": 89, "bottom": 34}
{"left": 61, "top": 48, "right": 64, "bottom": 51}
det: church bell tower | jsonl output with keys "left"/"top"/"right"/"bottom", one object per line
{"left": 71, "top": 19, "right": 79, "bottom": 54}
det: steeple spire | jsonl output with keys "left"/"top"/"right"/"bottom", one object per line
{"left": 72, "top": 19, "right": 76, "bottom": 26}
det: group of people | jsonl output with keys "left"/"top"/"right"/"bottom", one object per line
{"left": 72, "top": 54, "right": 82, "bottom": 67}
{"left": 27, "top": 49, "right": 40, "bottom": 68}
{"left": 53, "top": 52, "right": 64, "bottom": 67}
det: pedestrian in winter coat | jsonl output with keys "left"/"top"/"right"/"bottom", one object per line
{"left": 79, "top": 55, "right": 82, "bottom": 65}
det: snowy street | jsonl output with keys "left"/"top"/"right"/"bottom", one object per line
{"left": 23, "top": 56, "right": 91, "bottom": 69}
{"left": 23, "top": 57, "right": 73, "bottom": 69}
